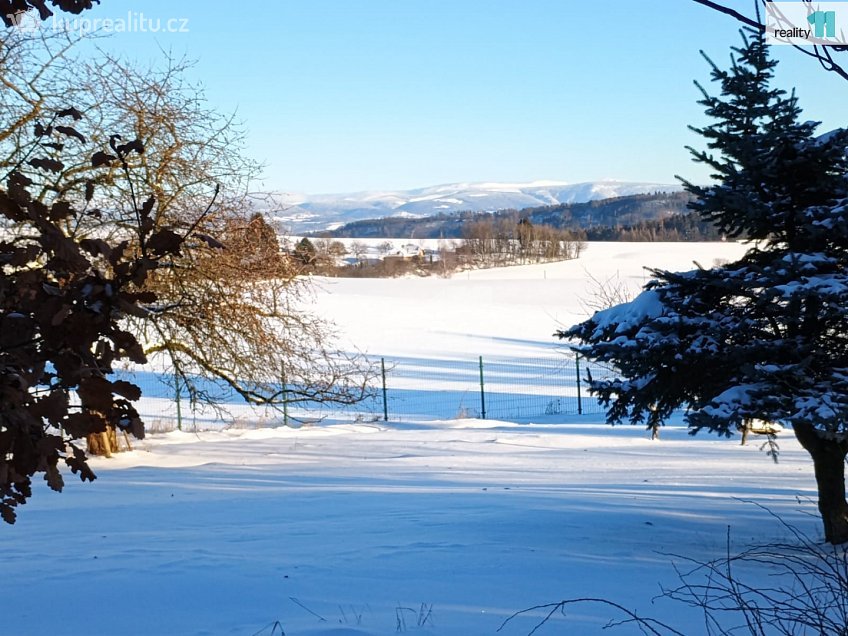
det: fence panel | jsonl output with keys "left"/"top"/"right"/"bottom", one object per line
{"left": 379, "top": 356, "right": 484, "bottom": 420}
{"left": 480, "top": 355, "right": 580, "bottom": 420}
{"left": 375, "top": 354, "right": 615, "bottom": 421}
{"left": 117, "top": 352, "right": 619, "bottom": 430}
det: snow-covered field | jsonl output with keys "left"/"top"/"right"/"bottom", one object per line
{"left": 312, "top": 241, "right": 743, "bottom": 361}
{"left": 7, "top": 241, "right": 826, "bottom": 636}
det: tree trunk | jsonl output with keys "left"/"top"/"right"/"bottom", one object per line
{"left": 86, "top": 425, "right": 119, "bottom": 458}
{"left": 651, "top": 423, "right": 660, "bottom": 440}
{"left": 740, "top": 420, "right": 750, "bottom": 446}
{"left": 792, "top": 422, "right": 848, "bottom": 544}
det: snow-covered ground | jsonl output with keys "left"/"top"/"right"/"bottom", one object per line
{"left": 311, "top": 241, "right": 744, "bottom": 360}
{"left": 8, "top": 241, "right": 826, "bottom": 636}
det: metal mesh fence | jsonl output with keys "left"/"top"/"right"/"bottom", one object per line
{"left": 368, "top": 354, "right": 614, "bottom": 421}
{"left": 121, "top": 353, "right": 618, "bottom": 430}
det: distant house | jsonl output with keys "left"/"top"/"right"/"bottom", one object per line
{"left": 391, "top": 244, "right": 425, "bottom": 259}
{"left": 381, "top": 244, "right": 424, "bottom": 269}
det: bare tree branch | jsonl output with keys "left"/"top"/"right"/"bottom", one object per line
{"left": 693, "top": 0, "right": 848, "bottom": 82}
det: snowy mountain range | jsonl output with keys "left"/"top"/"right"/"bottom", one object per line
{"left": 250, "top": 180, "right": 683, "bottom": 234}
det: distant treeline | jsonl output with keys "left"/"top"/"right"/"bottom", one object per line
{"left": 314, "top": 191, "right": 723, "bottom": 241}
{"left": 584, "top": 210, "right": 724, "bottom": 241}
{"left": 460, "top": 215, "right": 584, "bottom": 265}
{"left": 293, "top": 216, "right": 585, "bottom": 278}
{"left": 520, "top": 191, "right": 693, "bottom": 230}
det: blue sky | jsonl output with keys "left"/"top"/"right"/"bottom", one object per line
{"left": 63, "top": 1, "right": 848, "bottom": 193}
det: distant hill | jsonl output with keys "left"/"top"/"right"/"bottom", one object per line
{"left": 250, "top": 180, "right": 683, "bottom": 234}
{"left": 315, "top": 191, "right": 703, "bottom": 239}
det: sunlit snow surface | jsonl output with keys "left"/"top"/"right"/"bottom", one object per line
{"left": 7, "top": 242, "right": 824, "bottom": 636}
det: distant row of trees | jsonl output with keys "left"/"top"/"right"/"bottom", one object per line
{"left": 314, "top": 194, "right": 727, "bottom": 244}
{"left": 293, "top": 237, "right": 426, "bottom": 277}
{"left": 293, "top": 218, "right": 586, "bottom": 278}
{"left": 304, "top": 209, "right": 722, "bottom": 257}
{"left": 322, "top": 191, "right": 696, "bottom": 240}
{"left": 584, "top": 210, "right": 724, "bottom": 241}
{"left": 460, "top": 216, "right": 585, "bottom": 266}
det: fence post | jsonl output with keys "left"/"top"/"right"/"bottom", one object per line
{"left": 575, "top": 353, "right": 582, "bottom": 415}
{"left": 174, "top": 371, "right": 183, "bottom": 431}
{"left": 281, "top": 363, "right": 289, "bottom": 427}
{"left": 381, "top": 357, "right": 388, "bottom": 421}
{"left": 479, "top": 356, "right": 487, "bottom": 419}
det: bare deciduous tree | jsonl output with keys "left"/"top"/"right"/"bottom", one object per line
{"left": 0, "top": 30, "right": 375, "bottom": 452}
{"left": 141, "top": 214, "right": 373, "bottom": 410}
{"left": 350, "top": 240, "right": 368, "bottom": 264}
{"left": 579, "top": 270, "right": 638, "bottom": 314}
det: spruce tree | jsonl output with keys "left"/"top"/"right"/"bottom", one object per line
{"left": 559, "top": 30, "right": 848, "bottom": 544}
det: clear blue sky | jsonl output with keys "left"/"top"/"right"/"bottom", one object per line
{"left": 65, "top": 1, "right": 848, "bottom": 193}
